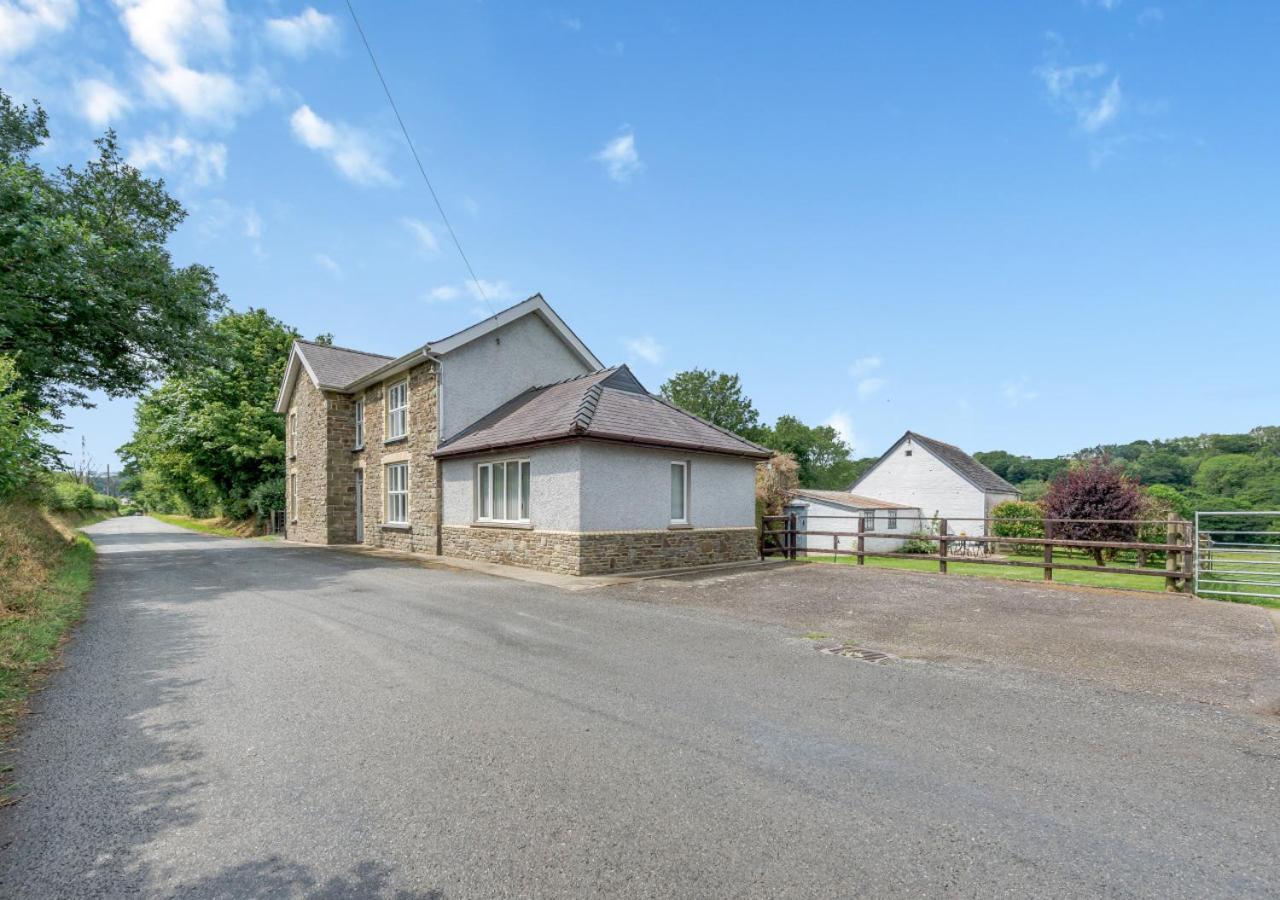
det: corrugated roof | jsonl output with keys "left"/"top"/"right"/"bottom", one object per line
{"left": 788, "top": 489, "right": 915, "bottom": 510}
{"left": 905, "top": 432, "right": 1019, "bottom": 494}
{"left": 435, "top": 366, "right": 771, "bottom": 459}
{"left": 295, "top": 341, "right": 393, "bottom": 388}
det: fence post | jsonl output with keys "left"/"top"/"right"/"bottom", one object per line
{"left": 1043, "top": 520, "right": 1053, "bottom": 582}
{"left": 833, "top": 532, "right": 838, "bottom": 563}
{"left": 856, "top": 516, "right": 865, "bottom": 565}
{"left": 1165, "top": 520, "right": 1179, "bottom": 592}
{"left": 1181, "top": 519, "right": 1195, "bottom": 593}
{"left": 787, "top": 512, "right": 797, "bottom": 560}
{"left": 939, "top": 518, "right": 948, "bottom": 574}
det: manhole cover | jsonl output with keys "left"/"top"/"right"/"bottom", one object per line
{"left": 818, "top": 644, "right": 894, "bottom": 663}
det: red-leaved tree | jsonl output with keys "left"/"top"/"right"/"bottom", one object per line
{"left": 1041, "top": 457, "right": 1145, "bottom": 565}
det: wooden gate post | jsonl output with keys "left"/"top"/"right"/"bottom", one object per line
{"left": 787, "top": 512, "right": 797, "bottom": 560}
{"left": 856, "top": 516, "right": 865, "bottom": 565}
{"left": 939, "top": 518, "right": 948, "bottom": 574}
{"left": 1043, "top": 521, "right": 1053, "bottom": 582}
{"left": 1165, "top": 520, "right": 1180, "bottom": 592}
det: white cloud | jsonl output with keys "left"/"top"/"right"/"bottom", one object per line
{"left": 244, "top": 207, "right": 262, "bottom": 239}
{"left": 0, "top": 0, "right": 77, "bottom": 59}
{"left": 265, "top": 7, "right": 339, "bottom": 57}
{"left": 1082, "top": 0, "right": 1120, "bottom": 9}
{"left": 856, "top": 377, "right": 887, "bottom": 399}
{"left": 1001, "top": 377, "right": 1039, "bottom": 407}
{"left": 400, "top": 217, "right": 439, "bottom": 254}
{"left": 290, "top": 104, "right": 394, "bottom": 186}
{"left": 113, "top": 0, "right": 229, "bottom": 68}
{"left": 824, "top": 411, "right": 857, "bottom": 453}
{"left": 848, "top": 355, "right": 881, "bottom": 377}
{"left": 314, "top": 253, "right": 341, "bottom": 277}
{"left": 595, "top": 130, "right": 642, "bottom": 182}
{"left": 140, "top": 63, "right": 240, "bottom": 121}
{"left": 127, "top": 133, "right": 227, "bottom": 185}
{"left": 75, "top": 78, "right": 131, "bottom": 126}
{"left": 561, "top": 16, "right": 581, "bottom": 31}
{"left": 1036, "top": 61, "right": 1123, "bottom": 134}
{"left": 623, "top": 335, "right": 664, "bottom": 365}
{"left": 425, "top": 278, "right": 517, "bottom": 305}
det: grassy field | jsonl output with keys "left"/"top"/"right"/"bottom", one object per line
{"left": 0, "top": 503, "right": 100, "bottom": 768}
{"left": 806, "top": 548, "right": 1185, "bottom": 593}
{"left": 152, "top": 513, "right": 270, "bottom": 539}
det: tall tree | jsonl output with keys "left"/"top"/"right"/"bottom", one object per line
{"left": 0, "top": 91, "right": 224, "bottom": 415}
{"left": 1041, "top": 457, "right": 1145, "bottom": 565}
{"left": 762, "top": 415, "right": 858, "bottom": 489}
{"left": 659, "top": 369, "right": 762, "bottom": 439}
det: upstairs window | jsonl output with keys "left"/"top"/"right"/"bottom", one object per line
{"left": 385, "top": 462, "right": 409, "bottom": 525}
{"left": 670, "top": 461, "right": 689, "bottom": 524}
{"left": 354, "top": 398, "right": 365, "bottom": 449}
{"left": 289, "top": 412, "right": 298, "bottom": 457}
{"left": 477, "top": 460, "right": 530, "bottom": 523}
{"left": 386, "top": 380, "right": 408, "bottom": 440}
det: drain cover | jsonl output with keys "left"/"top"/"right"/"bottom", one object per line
{"left": 818, "top": 644, "right": 894, "bottom": 663}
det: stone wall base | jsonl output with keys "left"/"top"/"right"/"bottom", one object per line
{"left": 440, "top": 526, "right": 759, "bottom": 576}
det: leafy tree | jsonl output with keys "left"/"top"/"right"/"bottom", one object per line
{"left": 760, "top": 415, "right": 858, "bottom": 489}
{"left": 0, "top": 91, "right": 224, "bottom": 414}
{"left": 1146, "top": 484, "right": 1193, "bottom": 521}
{"left": 120, "top": 309, "right": 299, "bottom": 519}
{"left": 1192, "top": 454, "right": 1264, "bottom": 498}
{"left": 0, "top": 355, "right": 57, "bottom": 498}
{"left": 1127, "top": 450, "right": 1190, "bottom": 486}
{"left": 659, "top": 369, "right": 762, "bottom": 439}
{"left": 1041, "top": 458, "right": 1146, "bottom": 565}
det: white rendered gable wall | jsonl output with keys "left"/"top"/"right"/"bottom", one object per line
{"left": 854, "top": 441, "right": 990, "bottom": 536}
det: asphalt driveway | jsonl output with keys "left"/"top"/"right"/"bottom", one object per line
{"left": 2, "top": 516, "right": 1278, "bottom": 898}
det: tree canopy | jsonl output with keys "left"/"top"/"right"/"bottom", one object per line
{"left": 659, "top": 369, "right": 762, "bottom": 439}
{"left": 0, "top": 90, "right": 225, "bottom": 415}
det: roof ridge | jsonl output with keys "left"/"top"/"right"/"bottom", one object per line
{"left": 535, "top": 366, "right": 619, "bottom": 391}
{"left": 296, "top": 339, "right": 394, "bottom": 359}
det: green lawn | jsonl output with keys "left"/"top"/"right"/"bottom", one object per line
{"left": 807, "top": 548, "right": 1185, "bottom": 593}
{"left": 153, "top": 514, "right": 271, "bottom": 540}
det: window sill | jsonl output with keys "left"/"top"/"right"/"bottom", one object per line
{"left": 352, "top": 445, "right": 364, "bottom": 453}
{"left": 380, "top": 522, "right": 411, "bottom": 531}
{"left": 668, "top": 523, "right": 693, "bottom": 530}
{"left": 384, "top": 436, "right": 408, "bottom": 446}
{"left": 471, "top": 521, "right": 533, "bottom": 530}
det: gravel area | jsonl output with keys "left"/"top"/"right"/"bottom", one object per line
{"left": 606, "top": 561, "right": 1280, "bottom": 712}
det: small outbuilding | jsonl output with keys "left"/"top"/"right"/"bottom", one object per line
{"left": 783, "top": 489, "right": 920, "bottom": 555}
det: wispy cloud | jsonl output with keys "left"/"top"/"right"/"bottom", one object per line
{"left": 244, "top": 207, "right": 264, "bottom": 258}
{"left": 400, "top": 217, "right": 439, "bottom": 254}
{"left": 561, "top": 15, "right": 581, "bottom": 31}
{"left": 1081, "top": 0, "right": 1121, "bottom": 9}
{"left": 265, "top": 7, "right": 339, "bottom": 57}
{"left": 74, "top": 78, "right": 132, "bottom": 126}
{"left": 0, "top": 0, "right": 76, "bottom": 60}
{"left": 1001, "top": 377, "right": 1039, "bottom": 407}
{"left": 314, "top": 253, "right": 342, "bottom": 277}
{"left": 595, "top": 130, "right": 642, "bottom": 182}
{"left": 623, "top": 336, "right": 664, "bottom": 365}
{"left": 1036, "top": 61, "right": 1122, "bottom": 134}
{"left": 425, "top": 278, "right": 516, "bottom": 304}
{"left": 1137, "top": 6, "right": 1164, "bottom": 25}
{"left": 856, "top": 377, "right": 887, "bottom": 399}
{"left": 848, "top": 356, "right": 882, "bottom": 377}
{"left": 290, "top": 104, "right": 395, "bottom": 186}
{"left": 824, "top": 411, "right": 856, "bottom": 453}
{"left": 126, "top": 133, "right": 227, "bottom": 185}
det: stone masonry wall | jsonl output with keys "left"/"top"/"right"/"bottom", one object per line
{"left": 324, "top": 392, "right": 358, "bottom": 544}
{"left": 353, "top": 361, "right": 440, "bottom": 553}
{"left": 286, "top": 374, "right": 329, "bottom": 544}
{"left": 440, "top": 526, "right": 759, "bottom": 576}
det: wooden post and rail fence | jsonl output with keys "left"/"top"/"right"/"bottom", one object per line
{"left": 758, "top": 515, "right": 1196, "bottom": 592}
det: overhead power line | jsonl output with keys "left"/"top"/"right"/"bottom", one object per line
{"left": 343, "top": 0, "right": 497, "bottom": 317}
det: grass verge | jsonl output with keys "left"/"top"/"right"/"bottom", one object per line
{"left": 152, "top": 513, "right": 267, "bottom": 539}
{"left": 0, "top": 502, "right": 99, "bottom": 779}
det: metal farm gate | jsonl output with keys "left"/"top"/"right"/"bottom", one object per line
{"left": 1194, "top": 511, "right": 1280, "bottom": 603}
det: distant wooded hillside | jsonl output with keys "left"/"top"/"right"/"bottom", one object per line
{"left": 971, "top": 426, "right": 1280, "bottom": 516}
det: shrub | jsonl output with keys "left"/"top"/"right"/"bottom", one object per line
{"left": 901, "top": 533, "right": 935, "bottom": 554}
{"left": 248, "top": 477, "right": 285, "bottom": 521}
{"left": 991, "top": 500, "right": 1043, "bottom": 554}
{"left": 1042, "top": 457, "right": 1145, "bottom": 565}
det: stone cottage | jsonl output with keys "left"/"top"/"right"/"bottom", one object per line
{"left": 274, "top": 294, "right": 769, "bottom": 575}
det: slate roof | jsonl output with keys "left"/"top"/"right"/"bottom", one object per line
{"left": 787, "top": 489, "right": 915, "bottom": 511}
{"left": 435, "top": 365, "right": 771, "bottom": 460}
{"left": 295, "top": 340, "right": 393, "bottom": 388}
{"left": 858, "top": 431, "right": 1018, "bottom": 494}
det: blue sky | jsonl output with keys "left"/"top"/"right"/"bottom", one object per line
{"left": 4, "top": 0, "right": 1279, "bottom": 472}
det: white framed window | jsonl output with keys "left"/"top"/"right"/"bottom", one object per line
{"left": 476, "top": 459, "right": 530, "bottom": 523}
{"left": 290, "top": 473, "right": 298, "bottom": 521}
{"left": 289, "top": 412, "right": 298, "bottom": 457}
{"left": 353, "top": 398, "right": 364, "bottom": 449}
{"left": 670, "top": 461, "right": 689, "bottom": 524}
{"left": 386, "top": 379, "right": 408, "bottom": 440}
{"left": 887, "top": 509, "right": 898, "bottom": 530}
{"left": 385, "top": 462, "right": 409, "bottom": 525}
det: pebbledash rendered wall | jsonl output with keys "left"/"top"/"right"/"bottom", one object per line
{"left": 440, "top": 442, "right": 760, "bottom": 575}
